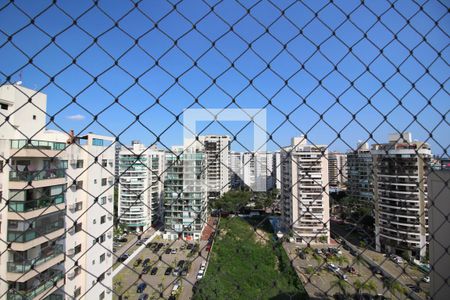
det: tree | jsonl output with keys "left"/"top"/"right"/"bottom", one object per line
{"left": 333, "top": 278, "right": 350, "bottom": 297}
{"left": 353, "top": 255, "right": 363, "bottom": 275}
{"left": 382, "top": 278, "right": 405, "bottom": 297}
{"left": 354, "top": 279, "right": 377, "bottom": 299}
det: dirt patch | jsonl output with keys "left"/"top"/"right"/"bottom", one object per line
{"left": 255, "top": 228, "right": 269, "bottom": 245}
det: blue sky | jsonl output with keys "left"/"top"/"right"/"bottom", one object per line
{"left": 0, "top": 0, "right": 448, "bottom": 154}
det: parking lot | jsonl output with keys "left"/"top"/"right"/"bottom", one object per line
{"left": 113, "top": 237, "right": 209, "bottom": 300}
{"left": 284, "top": 243, "right": 403, "bottom": 299}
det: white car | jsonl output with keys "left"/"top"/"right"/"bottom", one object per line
{"left": 172, "top": 281, "right": 181, "bottom": 294}
{"left": 196, "top": 270, "right": 204, "bottom": 280}
{"left": 422, "top": 276, "right": 430, "bottom": 283}
{"left": 327, "top": 263, "right": 340, "bottom": 273}
{"left": 200, "top": 261, "right": 207, "bottom": 271}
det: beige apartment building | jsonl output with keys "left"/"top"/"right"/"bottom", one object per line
{"left": 372, "top": 133, "right": 431, "bottom": 259}
{"left": 0, "top": 84, "right": 115, "bottom": 299}
{"left": 280, "top": 137, "right": 330, "bottom": 244}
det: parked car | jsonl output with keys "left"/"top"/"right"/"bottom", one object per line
{"left": 172, "top": 280, "right": 181, "bottom": 294}
{"left": 165, "top": 248, "right": 172, "bottom": 254}
{"left": 200, "top": 260, "right": 207, "bottom": 270}
{"left": 180, "top": 266, "right": 188, "bottom": 276}
{"left": 327, "top": 263, "right": 340, "bottom": 273}
{"left": 142, "top": 266, "right": 151, "bottom": 274}
{"left": 337, "top": 271, "right": 348, "bottom": 281}
{"left": 205, "top": 244, "right": 211, "bottom": 252}
{"left": 133, "top": 258, "right": 142, "bottom": 267}
{"left": 150, "top": 267, "right": 158, "bottom": 275}
{"left": 177, "top": 260, "right": 185, "bottom": 268}
{"left": 370, "top": 265, "right": 382, "bottom": 275}
{"left": 196, "top": 269, "right": 204, "bottom": 279}
{"left": 422, "top": 276, "right": 430, "bottom": 283}
{"left": 137, "top": 283, "right": 147, "bottom": 293}
{"left": 138, "top": 294, "right": 149, "bottom": 300}
{"left": 315, "top": 248, "right": 323, "bottom": 255}
{"left": 173, "top": 267, "right": 181, "bottom": 276}
{"left": 298, "top": 251, "right": 306, "bottom": 259}
{"left": 407, "top": 284, "right": 421, "bottom": 293}
{"left": 346, "top": 266, "right": 357, "bottom": 274}
{"left": 142, "top": 258, "right": 151, "bottom": 267}
{"left": 171, "top": 248, "right": 177, "bottom": 254}
{"left": 118, "top": 254, "right": 129, "bottom": 262}
{"left": 187, "top": 244, "right": 194, "bottom": 250}
{"left": 165, "top": 267, "right": 173, "bottom": 276}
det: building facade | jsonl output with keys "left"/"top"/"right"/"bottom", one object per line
{"left": 117, "top": 142, "right": 165, "bottom": 232}
{"left": 163, "top": 146, "right": 208, "bottom": 241}
{"left": 428, "top": 169, "right": 450, "bottom": 299}
{"left": 198, "top": 135, "right": 230, "bottom": 199}
{"left": 328, "top": 152, "right": 347, "bottom": 191}
{"left": 242, "top": 152, "right": 274, "bottom": 192}
{"left": 229, "top": 151, "right": 244, "bottom": 189}
{"left": 0, "top": 85, "right": 114, "bottom": 299}
{"left": 372, "top": 133, "right": 431, "bottom": 259}
{"left": 280, "top": 136, "right": 330, "bottom": 244}
{"left": 347, "top": 142, "right": 373, "bottom": 202}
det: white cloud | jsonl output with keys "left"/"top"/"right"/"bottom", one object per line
{"left": 66, "top": 114, "right": 85, "bottom": 121}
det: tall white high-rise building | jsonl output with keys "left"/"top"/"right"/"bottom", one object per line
{"left": 242, "top": 152, "right": 274, "bottom": 191}
{"left": 273, "top": 151, "right": 282, "bottom": 190}
{"left": 280, "top": 136, "right": 330, "bottom": 244}
{"left": 229, "top": 151, "right": 244, "bottom": 188}
{"left": 371, "top": 133, "right": 431, "bottom": 259}
{"left": 117, "top": 141, "right": 165, "bottom": 232}
{"left": 328, "top": 152, "right": 347, "bottom": 190}
{"left": 163, "top": 145, "right": 208, "bottom": 241}
{"left": 0, "top": 85, "right": 115, "bottom": 300}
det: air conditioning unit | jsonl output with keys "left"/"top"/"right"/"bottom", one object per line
{"left": 107, "top": 252, "right": 112, "bottom": 257}
{"left": 108, "top": 176, "right": 114, "bottom": 183}
{"left": 107, "top": 231, "right": 112, "bottom": 239}
{"left": 107, "top": 269, "right": 112, "bottom": 276}
{"left": 68, "top": 204, "right": 76, "bottom": 211}
{"left": 107, "top": 215, "right": 113, "bottom": 221}
{"left": 67, "top": 271, "right": 75, "bottom": 279}
{"left": 108, "top": 159, "right": 114, "bottom": 166}
{"left": 68, "top": 227, "right": 75, "bottom": 235}
{"left": 67, "top": 248, "right": 75, "bottom": 256}
{"left": 107, "top": 195, "right": 113, "bottom": 202}
{"left": 106, "top": 289, "right": 111, "bottom": 294}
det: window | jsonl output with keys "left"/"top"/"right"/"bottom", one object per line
{"left": 76, "top": 181, "right": 83, "bottom": 190}
{"left": 92, "top": 259, "right": 95, "bottom": 265}
{"left": 100, "top": 215, "right": 106, "bottom": 224}
{"left": 99, "top": 291, "right": 105, "bottom": 300}
{"left": 74, "top": 244, "right": 82, "bottom": 255}
{"left": 76, "top": 160, "right": 84, "bottom": 168}
{"left": 32, "top": 115, "right": 36, "bottom": 120}
{"left": 102, "top": 159, "right": 108, "bottom": 167}
{"left": 0, "top": 103, "right": 8, "bottom": 110}
{"left": 100, "top": 253, "right": 105, "bottom": 263}
{"left": 75, "top": 222, "right": 82, "bottom": 233}
{"left": 100, "top": 197, "right": 107, "bottom": 205}
{"left": 75, "top": 202, "right": 83, "bottom": 211}
{"left": 101, "top": 178, "right": 107, "bottom": 186}
{"left": 94, "top": 179, "right": 97, "bottom": 184}
{"left": 0, "top": 160, "right": 3, "bottom": 173}
{"left": 98, "top": 272, "right": 105, "bottom": 282}
{"left": 98, "top": 234, "right": 106, "bottom": 243}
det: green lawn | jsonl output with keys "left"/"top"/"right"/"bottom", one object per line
{"left": 193, "top": 217, "right": 308, "bottom": 300}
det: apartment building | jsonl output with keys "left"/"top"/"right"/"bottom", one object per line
{"left": 242, "top": 152, "right": 274, "bottom": 192}
{"left": 117, "top": 141, "right": 165, "bottom": 232}
{"left": 280, "top": 136, "right": 330, "bottom": 244}
{"left": 328, "top": 152, "right": 347, "bottom": 191}
{"left": 428, "top": 169, "right": 450, "bottom": 299}
{"left": 347, "top": 142, "right": 373, "bottom": 202}
{"left": 273, "top": 151, "right": 282, "bottom": 190}
{"left": 371, "top": 133, "right": 432, "bottom": 259}
{"left": 0, "top": 85, "right": 115, "bottom": 299}
{"left": 198, "top": 135, "right": 230, "bottom": 199}
{"left": 229, "top": 151, "right": 244, "bottom": 189}
{"left": 163, "top": 146, "right": 208, "bottom": 241}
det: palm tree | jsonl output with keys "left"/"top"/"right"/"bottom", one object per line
{"left": 353, "top": 255, "right": 363, "bottom": 275}
{"left": 354, "top": 279, "right": 378, "bottom": 299}
{"left": 365, "top": 280, "right": 377, "bottom": 295}
{"left": 333, "top": 278, "right": 350, "bottom": 297}
{"left": 382, "top": 278, "right": 405, "bottom": 298}
{"left": 354, "top": 279, "right": 365, "bottom": 298}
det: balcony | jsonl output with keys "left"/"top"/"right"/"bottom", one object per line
{"left": 9, "top": 169, "right": 66, "bottom": 190}
{"left": 10, "top": 139, "right": 66, "bottom": 158}
{"left": 8, "top": 220, "right": 65, "bottom": 243}
{"left": 8, "top": 195, "right": 65, "bottom": 220}
{"left": 7, "top": 269, "right": 64, "bottom": 300}
{"left": 6, "top": 245, "right": 65, "bottom": 282}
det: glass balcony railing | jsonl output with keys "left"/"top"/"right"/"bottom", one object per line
{"left": 7, "top": 270, "right": 64, "bottom": 300}
{"left": 9, "top": 195, "right": 65, "bottom": 212}
{"left": 10, "top": 139, "right": 66, "bottom": 151}
{"left": 9, "top": 169, "right": 66, "bottom": 182}
{"left": 7, "top": 245, "right": 64, "bottom": 273}
{"left": 8, "top": 220, "right": 65, "bottom": 243}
